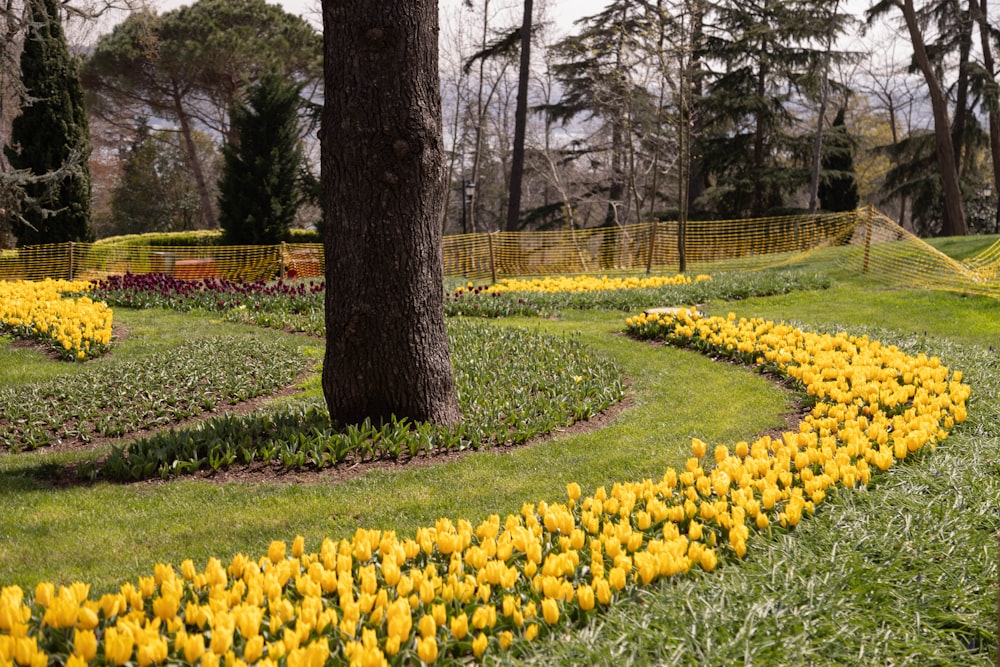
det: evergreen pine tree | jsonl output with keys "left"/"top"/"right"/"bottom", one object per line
{"left": 697, "top": 0, "right": 852, "bottom": 218}
{"left": 818, "top": 107, "right": 859, "bottom": 212}
{"left": 218, "top": 73, "right": 304, "bottom": 245}
{"left": 4, "top": 0, "right": 93, "bottom": 246}
{"left": 545, "top": 0, "right": 656, "bottom": 227}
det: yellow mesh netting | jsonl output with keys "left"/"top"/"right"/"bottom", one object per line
{"left": 837, "top": 209, "right": 1000, "bottom": 297}
{"left": 0, "top": 242, "right": 325, "bottom": 282}
{"left": 445, "top": 209, "right": 861, "bottom": 279}
{"left": 2, "top": 208, "right": 999, "bottom": 298}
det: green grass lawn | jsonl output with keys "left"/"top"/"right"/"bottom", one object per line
{"left": 0, "top": 310, "right": 791, "bottom": 592}
{"left": 0, "top": 252, "right": 997, "bottom": 665}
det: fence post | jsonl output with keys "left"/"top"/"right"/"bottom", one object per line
{"left": 862, "top": 208, "right": 874, "bottom": 274}
{"left": 488, "top": 232, "right": 497, "bottom": 284}
{"left": 67, "top": 242, "right": 74, "bottom": 280}
{"left": 645, "top": 220, "right": 657, "bottom": 275}
{"left": 279, "top": 242, "right": 286, "bottom": 280}
{"left": 678, "top": 219, "right": 687, "bottom": 274}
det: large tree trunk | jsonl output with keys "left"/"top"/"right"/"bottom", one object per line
{"left": 900, "top": 0, "right": 968, "bottom": 235}
{"left": 950, "top": 0, "right": 974, "bottom": 176}
{"left": 468, "top": 0, "right": 490, "bottom": 235}
{"left": 686, "top": 0, "right": 705, "bottom": 212}
{"left": 975, "top": 0, "right": 1000, "bottom": 233}
{"left": 751, "top": 58, "right": 768, "bottom": 217}
{"left": 504, "top": 0, "right": 532, "bottom": 233}
{"left": 172, "top": 87, "right": 217, "bottom": 229}
{"left": 321, "top": 0, "right": 461, "bottom": 426}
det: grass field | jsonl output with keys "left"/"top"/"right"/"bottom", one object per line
{"left": 0, "top": 237, "right": 997, "bottom": 666}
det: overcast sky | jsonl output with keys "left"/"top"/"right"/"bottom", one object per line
{"left": 145, "top": 0, "right": 610, "bottom": 33}
{"left": 140, "top": 0, "right": 885, "bottom": 49}
{"left": 124, "top": 0, "right": 886, "bottom": 43}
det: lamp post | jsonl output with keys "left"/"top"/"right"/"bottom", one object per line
{"left": 463, "top": 180, "right": 477, "bottom": 234}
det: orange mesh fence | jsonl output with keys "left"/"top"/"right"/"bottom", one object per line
{"left": 2, "top": 209, "right": 1000, "bottom": 299}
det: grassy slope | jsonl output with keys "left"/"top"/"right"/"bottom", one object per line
{"left": 506, "top": 276, "right": 999, "bottom": 666}
{"left": 0, "top": 308, "right": 322, "bottom": 388}
{"left": 1, "top": 239, "right": 997, "bottom": 665}
{"left": 0, "top": 311, "right": 790, "bottom": 594}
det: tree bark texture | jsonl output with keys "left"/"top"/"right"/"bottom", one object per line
{"left": 900, "top": 0, "right": 968, "bottom": 235}
{"left": 173, "top": 87, "right": 218, "bottom": 229}
{"left": 504, "top": 0, "right": 532, "bottom": 233}
{"left": 686, "top": 0, "right": 706, "bottom": 212}
{"left": 751, "top": 58, "right": 767, "bottom": 217}
{"left": 975, "top": 0, "right": 1000, "bottom": 232}
{"left": 949, "top": 0, "right": 974, "bottom": 176}
{"left": 321, "top": 0, "right": 461, "bottom": 426}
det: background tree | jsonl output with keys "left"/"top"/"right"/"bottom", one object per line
{"left": 4, "top": 0, "right": 93, "bottom": 246}
{"left": 504, "top": 0, "right": 534, "bottom": 232}
{"left": 2, "top": 0, "right": 139, "bottom": 248}
{"left": 697, "top": 0, "right": 852, "bottom": 218}
{"left": 857, "top": 45, "right": 920, "bottom": 229}
{"left": 322, "top": 0, "right": 461, "bottom": 425}
{"left": 219, "top": 73, "right": 303, "bottom": 245}
{"left": 546, "top": 0, "right": 654, "bottom": 230}
{"left": 110, "top": 126, "right": 217, "bottom": 236}
{"left": 973, "top": 0, "right": 1000, "bottom": 232}
{"left": 869, "top": 0, "right": 969, "bottom": 235}
{"left": 818, "top": 107, "right": 860, "bottom": 211}
{"left": 462, "top": 0, "right": 515, "bottom": 234}
{"left": 84, "top": 0, "right": 321, "bottom": 229}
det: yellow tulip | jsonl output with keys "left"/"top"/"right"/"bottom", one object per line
{"left": 541, "top": 598, "right": 559, "bottom": 625}
{"left": 690, "top": 438, "right": 707, "bottom": 458}
{"left": 75, "top": 605, "right": 99, "bottom": 631}
{"left": 267, "top": 541, "right": 286, "bottom": 564}
{"left": 41, "top": 595, "right": 78, "bottom": 629}
{"left": 104, "top": 627, "right": 134, "bottom": 666}
{"left": 243, "top": 635, "right": 264, "bottom": 663}
{"left": 418, "top": 613, "right": 436, "bottom": 639}
{"left": 577, "top": 584, "right": 595, "bottom": 611}
{"left": 416, "top": 635, "right": 438, "bottom": 664}
{"left": 699, "top": 548, "right": 718, "bottom": 573}
{"left": 73, "top": 629, "right": 98, "bottom": 662}
{"left": 449, "top": 612, "right": 469, "bottom": 640}
{"left": 472, "top": 632, "right": 488, "bottom": 658}
{"left": 566, "top": 482, "right": 582, "bottom": 502}
{"left": 34, "top": 583, "right": 54, "bottom": 608}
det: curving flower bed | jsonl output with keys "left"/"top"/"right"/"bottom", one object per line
{"left": 0, "top": 311, "right": 970, "bottom": 666}
{"left": 462, "top": 273, "right": 712, "bottom": 295}
{"left": 0, "top": 280, "right": 113, "bottom": 361}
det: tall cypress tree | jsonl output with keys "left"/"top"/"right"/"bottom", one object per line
{"left": 818, "top": 107, "right": 859, "bottom": 212}
{"left": 218, "top": 73, "right": 303, "bottom": 245}
{"left": 4, "top": 0, "right": 93, "bottom": 246}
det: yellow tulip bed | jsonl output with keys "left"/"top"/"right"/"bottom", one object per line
{"left": 0, "top": 280, "right": 113, "bottom": 361}
{"left": 461, "top": 273, "right": 712, "bottom": 295}
{"left": 0, "top": 310, "right": 970, "bottom": 667}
